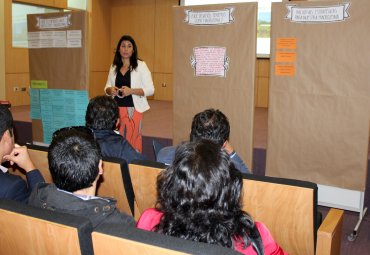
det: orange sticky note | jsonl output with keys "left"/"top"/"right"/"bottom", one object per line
{"left": 275, "top": 64, "right": 295, "bottom": 76}
{"left": 276, "top": 38, "right": 297, "bottom": 49}
{"left": 276, "top": 51, "right": 296, "bottom": 63}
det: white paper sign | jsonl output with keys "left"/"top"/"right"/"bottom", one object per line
{"left": 28, "top": 30, "right": 83, "bottom": 48}
{"left": 286, "top": 3, "right": 350, "bottom": 23}
{"left": 184, "top": 8, "right": 234, "bottom": 25}
{"left": 28, "top": 40, "right": 41, "bottom": 48}
{"left": 36, "top": 14, "right": 72, "bottom": 29}
{"left": 191, "top": 47, "right": 229, "bottom": 77}
{"left": 67, "top": 30, "right": 82, "bottom": 39}
{"left": 67, "top": 30, "right": 82, "bottom": 48}
{"left": 67, "top": 39, "right": 82, "bottom": 48}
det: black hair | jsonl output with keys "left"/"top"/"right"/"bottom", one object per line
{"left": 48, "top": 128, "right": 101, "bottom": 192}
{"left": 85, "top": 96, "right": 119, "bottom": 130}
{"left": 155, "top": 140, "right": 255, "bottom": 248}
{"left": 0, "top": 105, "right": 13, "bottom": 139}
{"left": 113, "top": 35, "right": 139, "bottom": 73}
{"left": 190, "top": 109, "right": 230, "bottom": 146}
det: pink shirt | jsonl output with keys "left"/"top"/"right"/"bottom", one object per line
{"left": 137, "top": 208, "right": 288, "bottom": 255}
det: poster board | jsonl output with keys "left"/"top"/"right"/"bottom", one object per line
{"left": 27, "top": 11, "right": 88, "bottom": 90}
{"left": 173, "top": 3, "right": 257, "bottom": 169}
{"left": 27, "top": 11, "right": 89, "bottom": 143}
{"left": 266, "top": 0, "right": 370, "bottom": 191}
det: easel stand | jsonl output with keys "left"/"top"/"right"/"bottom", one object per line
{"left": 347, "top": 207, "right": 367, "bottom": 241}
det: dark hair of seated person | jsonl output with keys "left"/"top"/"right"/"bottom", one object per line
{"left": 154, "top": 139, "right": 258, "bottom": 248}
{"left": 48, "top": 128, "right": 101, "bottom": 192}
{"left": 190, "top": 108, "right": 230, "bottom": 146}
{"left": 85, "top": 95, "right": 119, "bottom": 131}
{"left": 0, "top": 105, "right": 13, "bottom": 139}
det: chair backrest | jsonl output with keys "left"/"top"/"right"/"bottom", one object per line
{"left": 128, "top": 160, "right": 166, "bottom": 219}
{"left": 97, "top": 157, "right": 135, "bottom": 216}
{"left": 7, "top": 144, "right": 52, "bottom": 183}
{"left": 27, "top": 144, "right": 52, "bottom": 182}
{"left": 152, "top": 139, "right": 164, "bottom": 161}
{"left": 0, "top": 199, "right": 93, "bottom": 255}
{"left": 92, "top": 224, "right": 240, "bottom": 255}
{"left": 241, "top": 174, "right": 318, "bottom": 255}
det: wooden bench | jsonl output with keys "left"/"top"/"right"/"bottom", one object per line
{"left": 92, "top": 224, "right": 240, "bottom": 255}
{"left": 27, "top": 144, "right": 52, "bottom": 182}
{"left": 128, "top": 160, "right": 165, "bottom": 220}
{"left": 0, "top": 199, "right": 93, "bottom": 255}
{"left": 97, "top": 157, "right": 135, "bottom": 217}
{"left": 128, "top": 160, "right": 344, "bottom": 255}
{"left": 7, "top": 144, "right": 52, "bottom": 182}
{"left": 241, "top": 174, "right": 343, "bottom": 255}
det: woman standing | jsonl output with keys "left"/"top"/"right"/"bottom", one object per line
{"left": 105, "top": 35, "right": 154, "bottom": 152}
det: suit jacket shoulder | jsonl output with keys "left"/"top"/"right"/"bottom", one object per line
{"left": 0, "top": 172, "right": 29, "bottom": 202}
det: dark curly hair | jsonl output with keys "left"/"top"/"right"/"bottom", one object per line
{"left": 113, "top": 35, "right": 139, "bottom": 73}
{"left": 85, "top": 96, "right": 119, "bottom": 130}
{"left": 190, "top": 109, "right": 230, "bottom": 146}
{"left": 154, "top": 139, "right": 255, "bottom": 248}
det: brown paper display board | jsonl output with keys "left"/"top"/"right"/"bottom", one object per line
{"left": 27, "top": 11, "right": 88, "bottom": 90}
{"left": 266, "top": 1, "right": 370, "bottom": 191}
{"left": 173, "top": 3, "right": 257, "bottom": 169}
{"left": 27, "top": 11, "right": 88, "bottom": 143}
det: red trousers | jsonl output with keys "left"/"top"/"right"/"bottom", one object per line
{"left": 118, "top": 107, "right": 143, "bottom": 153}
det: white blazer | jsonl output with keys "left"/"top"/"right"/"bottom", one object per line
{"left": 105, "top": 60, "right": 155, "bottom": 113}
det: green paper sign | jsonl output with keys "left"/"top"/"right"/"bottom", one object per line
{"left": 31, "top": 80, "right": 48, "bottom": 89}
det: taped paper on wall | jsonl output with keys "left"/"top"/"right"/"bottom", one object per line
{"left": 190, "top": 47, "right": 229, "bottom": 77}
{"left": 276, "top": 38, "right": 297, "bottom": 49}
{"left": 275, "top": 64, "right": 295, "bottom": 76}
{"left": 31, "top": 89, "right": 88, "bottom": 144}
{"left": 276, "top": 51, "right": 296, "bottom": 62}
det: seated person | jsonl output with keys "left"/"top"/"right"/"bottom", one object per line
{"left": 137, "top": 140, "right": 286, "bottom": 255}
{"left": 85, "top": 95, "right": 145, "bottom": 163}
{"left": 0, "top": 105, "right": 44, "bottom": 203}
{"left": 28, "top": 127, "right": 135, "bottom": 229}
{"left": 158, "top": 108, "right": 250, "bottom": 174}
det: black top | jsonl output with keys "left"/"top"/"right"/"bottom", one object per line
{"left": 115, "top": 70, "right": 134, "bottom": 107}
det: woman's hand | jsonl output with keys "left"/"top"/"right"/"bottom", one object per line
{"left": 121, "top": 87, "right": 145, "bottom": 97}
{"left": 121, "top": 86, "right": 133, "bottom": 96}
{"left": 106, "top": 86, "right": 119, "bottom": 97}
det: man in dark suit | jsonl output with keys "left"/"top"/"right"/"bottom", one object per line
{"left": 29, "top": 127, "right": 135, "bottom": 229}
{"left": 85, "top": 96, "right": 146, "bottom": 163}
{"left": 0, "top": 105, "right": 44, "bottom": 203}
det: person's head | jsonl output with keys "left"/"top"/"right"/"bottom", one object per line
{"left": 113, "top": 35, "right": 139, "bottom": 71}
{"left": 190, "top": 109, "right": 230, "bottom": 146}
{"left": 155, "top": 139, "right": 254, "bottom": 247}
{"left": 86, "top": 96, "right": 119, "bottom": 131}
{"left": 0, "top": 106, "right": 14, "bottom": 161}
{"left": 48, "top": 127, "right": 102, "bottom": 193}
